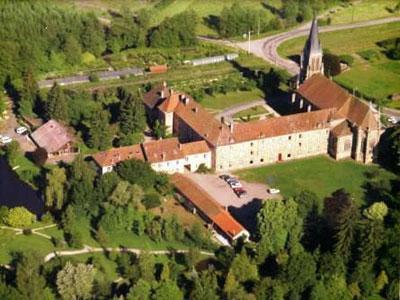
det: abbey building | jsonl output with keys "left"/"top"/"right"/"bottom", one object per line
{"left": 93, "top": 20, "right": 381, "bottom": 174}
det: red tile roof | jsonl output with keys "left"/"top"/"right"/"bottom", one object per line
{"left": 149, "top": 65, "right": 168, "bottom": 74}
{"left": 171, "top": 174, "right": 247, "bottom": 240}
{"left": 331, "top": 120, "right": 352, "bottom": 137}
{"left": 142, "top": 138, "right": 183, "bottom": 163}
{"left": 92, "top": 144, "right": 144, "bottom": 167}
{"left": 143, "top": 82, "right": 170, "bottom": 109}
{"left": 297, "top": 74, "right": 379, "bottom": 130}
{"left": 158, "top": 92, "right": 181, "bottom": 113}
{"left": 297, "top": 74, "right": 351, "bottom": 110}
{"left": 173, "top": 96, "right": 232, "bottom": 146}
{"left": 31, "top": 120, "right": 74, "bottom": 153}
{"left": 231, "top": 109, "right": 336, "bottom": 143}
{"left": 181, "top": 140, "right": 211, "bottom": 156}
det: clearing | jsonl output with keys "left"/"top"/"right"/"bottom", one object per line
{"left": 234, "top": 156, "right": 396, "bottom": 205}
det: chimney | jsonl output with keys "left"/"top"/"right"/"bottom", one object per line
{"left": 178, "top": 143, "right": 182, "bottom": 150}
{"left": 160, "top": 90, "right": 164, "bottom": 98}
{"left": 229, "top": 122, "right": 234, "bottom": 133}
{"left": 183, "top": 97, "right": 189, "bottom": 105}
{"left": 161, "top": 152, "right": 166, "bottom": 160}
{"left": 221, "top": 116, "right": 225, "bottom": 124}
{"left": 193, "top": 107, "right": 198, "bottom": 113}
{"left": 163, "top": 81, "right": 167, "bottom": 87}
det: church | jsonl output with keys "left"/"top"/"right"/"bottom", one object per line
{"left": 93, "top": 20, "right": 381, "bottom": 174}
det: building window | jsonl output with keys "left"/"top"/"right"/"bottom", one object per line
{"left": 260, "top": 158, "right": 264, "bottom": 162}
{"left": 287, "top": 154, "right": 291, "bottom": 158}
{"left": 299, "top": 142, "right": 302, "bottom": 147}
{"left": 220, "top": 165, "right": 223, "bottom": 169}
{"left": 299, "top": 134, "right": 302, "bottom": 138}
{"left": 250, "top": 160, "right": 254, "bottom": 164}
{"left": 288, "top": 136, "right": 292, "bottom": 140}
{"left": 250, "top": 151, "right": 254, "bottom": 155}
{"left": 204, "top": 154, "right": 207, "bottom": 158}
{"left": 250, "top": 142, "right": 254, "bottom": 146}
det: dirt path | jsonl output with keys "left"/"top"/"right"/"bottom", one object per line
{"left": 44, "top": 245, "right": 214, "bottom": 263}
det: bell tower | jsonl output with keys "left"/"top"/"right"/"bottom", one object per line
{"left": 299, "top": 19, "right": 324, "bottom": 83}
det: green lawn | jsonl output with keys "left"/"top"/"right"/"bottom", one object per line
{"left": 0, "top": 229, "right": 59, "bottom": 264}
{"left": 201, "top": 89, "right": 265, "bottom": 112}
{"left": 235, "top": 156, "right": 396, "bottom": 205}
{"left": 278, "top": 22, "right": 400, "bottom": 105}
{"left": 326, "top": 0, "right": 399, "bottom": 25}
{"left": 233, "top": 105, "right": 269, "bottom": 119}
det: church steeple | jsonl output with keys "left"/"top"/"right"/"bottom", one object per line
{"left": 299, "top": 19, "right": 324, "bottom": 83}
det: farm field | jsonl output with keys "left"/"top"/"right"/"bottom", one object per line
{"left": 235, "top": 156, "right": 396, "bottom": 205}
{"left": 278, "top": 22, "right": 400, "bottom": 107}
{"left": 326, "top": 0, "right": 399, "bottom": 25}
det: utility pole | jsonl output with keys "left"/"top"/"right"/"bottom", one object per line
{"left": 248, "top": 30, "right": 252, "bottom": 54}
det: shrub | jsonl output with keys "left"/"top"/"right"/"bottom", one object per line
{"left": 339, "top": 54, "right": 354, "bottom": 66}
{"left": 142, "top": 193, "right": 161, "bottom": 209}
{"left": 22, "top": 228, "right": 32, "bottom": 235}
{"left": 5, "top": 207, "right": 36, "bottom": 228}
{"left": 196, "top": 163, "right": 211, "bottom": 174}
{"left": 81, "top": 52, "right": 96, "bottom": 65}
{"left": 358, "top": 49, "right": 381, "bottom": 62}
{"left": 88, "top": 73, "right": 100, "bottom": 82}
{"left": 323, "top": 53, "right": 341, "bottom": 76}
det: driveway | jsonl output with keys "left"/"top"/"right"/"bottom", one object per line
{"left": 185, "top": 172, "right": 280, "bottom": 233}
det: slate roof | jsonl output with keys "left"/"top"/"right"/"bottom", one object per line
{"left": 31, "top": 120, "right": 74, "bottom": 153}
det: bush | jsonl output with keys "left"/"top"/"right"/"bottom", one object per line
{"left": 196, "top": 163, "right": 211, "bottom": 174}
{"left": 5, "top": 207, "right": 36, "bottom": 228}
{"left": 142, "top": 193, "right": 161, "bottom": 209}
{"left": 323, "top": 53, "right": 341, "bottom": 76}
{"left": 22, "top": 228, "right": 32, "bottom": 235}
{"left": 358, "top": 49, "right": 381, "bottom": 62}
{"left": 81, "top": 52, "right": 96, "bottom": 65}
{"left": 88, "top": 73, "right": 100, "bottom": 82}
{"left": 339, "top": 54, "right": 354, "bottom": 66}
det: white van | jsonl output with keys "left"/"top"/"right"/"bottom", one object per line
{"left": 15, "top": 126, "right": 28, "bottom": 135}
{"left": 0, "top": 136, "right": 12, "bottom": 144}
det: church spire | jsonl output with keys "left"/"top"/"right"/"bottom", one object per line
{"left": 299, "top": 18, "right": 324, "bottom": 83}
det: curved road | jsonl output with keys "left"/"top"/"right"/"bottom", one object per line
{"left": 235, "top": 17, "right": 400, "bottom": 75}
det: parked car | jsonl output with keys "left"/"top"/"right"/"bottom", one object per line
{"left": 226, "top": 177, "right": 239, "bottom": 184}
{"left": 230, "top": 181, "right": 242, "bottom": 188}
{"left": 15, "top": 126, "right": 28, "bottom": 135}
{"left": 0, "top": 136, "right": 12, "bottom": 145}
{"left": 267, "top": 188, "right": 280, "bottom": 194}
{"left": 219, "top": 174, "right": 231, "bottom": 181}
{"left": 233, "top": 187, "right": 247, "bottom": 198}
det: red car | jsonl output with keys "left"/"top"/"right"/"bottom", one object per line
{"left": 233, "top": 187, "right": 247, "bottom": 198}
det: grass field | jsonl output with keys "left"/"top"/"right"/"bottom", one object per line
{"left": 201, "top": 89, "right": 265, "bottom": 112}
{"left": 326, "top": 0, "right": 399, "bottom": 25}
{"left": 233, "top": 105, "right": 269, "bottom": 119}
{"left": 235, "top": 156, "right": 396, "bottom": 205}
{"left": 278, "top": 22, "right": 400, "bottom": 105}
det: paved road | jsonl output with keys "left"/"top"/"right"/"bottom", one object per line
{"left": 234, "top": 17, "right": 400, "bottom": 75}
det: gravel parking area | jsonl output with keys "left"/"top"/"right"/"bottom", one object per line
{"left": 185, "top": 172, "right": 280, "bottom": 234}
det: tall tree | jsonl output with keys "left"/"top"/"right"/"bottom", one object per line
{"left": 86, "top": 108, "right": 113, "bottom": 150}
{"left": 46, "top": 83, "right": 69, "bottom": 122}
{"left": 127, "top": 279, "right": 152, "bottom": 300}
{"left": 63, "top": 35, "right": 82, "bottom": 65}
{"left": 16, "top": 252, "right": 47, "bottom": 300}
{"left": 45, "top": 166, "right": 67, "bottom": 210}
{"left": 19, "top": 68, "right": 39, "bottom": 116}
{"left": 191, "top": 270, "right": 220, "bottom": 300}
{"left": 56, "top": 262, "right": 95, "bottom": 300}
{"left": 118, "top": 90, "right": 146, "bottom": 135}
{"left": 153, "top": 280, "right": 183, "bottom": 300}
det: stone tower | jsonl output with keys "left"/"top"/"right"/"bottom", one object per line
{"left": 299, "top": 19, "right": 324, "bottom": 83}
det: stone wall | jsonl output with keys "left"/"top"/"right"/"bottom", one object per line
{"left": 215, "top": 128, "right": 330, "bottom": 171}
